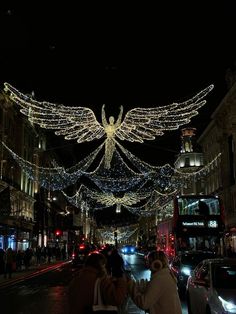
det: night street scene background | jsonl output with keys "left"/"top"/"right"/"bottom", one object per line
{"left": 0, "top": 2, "right": 236, "bottom": 314}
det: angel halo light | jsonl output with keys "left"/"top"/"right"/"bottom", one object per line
{"left": 4, "top": 83, "right": 214, "bottom": 169}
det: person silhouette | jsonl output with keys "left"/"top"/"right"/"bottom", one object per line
{"left": 68, "top": 252, "right": 127, "bottom": 314}
{"left": 197, "top": 200, "right": 210, "bottom": 216}
{"left": 128, "top": 250, "right": 182, "bottom": 314}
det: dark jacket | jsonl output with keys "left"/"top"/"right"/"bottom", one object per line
{"left": 68, "top": 266, "right": 127, "bottom": 314}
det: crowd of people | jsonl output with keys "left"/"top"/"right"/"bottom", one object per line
{"left": 68, "top": 244, "right": 182, "bottom": 314}
{"left": 1, "top": 243, "right": 182, "bottom": 313}
{"left": 0, "top": 245, "right": 67, "bottom": 279}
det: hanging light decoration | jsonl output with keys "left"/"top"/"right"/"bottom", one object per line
{"left": 98, "top": 226, "right": 138, "bottom": 242}
{"left": 1, "top": 141, "right": 104, "bottom": 190}
{"left": 4, "top": 82, "right": 214, "bottom": 169}
{"left": 2, "top": 140, "right": 221, "bottom": 198}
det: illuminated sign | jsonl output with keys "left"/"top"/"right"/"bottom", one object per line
{"left": 182, "top": 220, "right": 218, "bottom": 228}
{"left": 208, "top": 220, "right": 218, "bottom": 228}
{"left": 182, "top": 221, "right": 204, "bottom": 227}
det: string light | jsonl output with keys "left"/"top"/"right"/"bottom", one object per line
{"left": 91, "top": 191, "right": 150, "bottom": 206}
{"left": 4, "top": 82, "right": 214, "bottom": 169}
{"left": 98, "top": 227, "right": 138, "bottom": 242}
{"left": 2, "top": 140, "right": 221, "bottom": 198}
{"left": 1, "top": 141, "right": 104, "bottom": 190}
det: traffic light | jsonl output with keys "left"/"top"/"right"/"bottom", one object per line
{"left": 55, "top": 229, "right": 62, "bottom": 241}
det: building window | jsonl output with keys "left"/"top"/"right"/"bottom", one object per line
{"left": 185, "top": 157, "right": 190, "bottom": 167}
{"left": 228, "top": 135, "right": 235, "bottom": 185}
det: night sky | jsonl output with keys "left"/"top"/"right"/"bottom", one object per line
{"left": 1, "top": 3, "right": 236, "bottom": 224}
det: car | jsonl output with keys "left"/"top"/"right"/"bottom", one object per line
{"left": 170, "top": 250, "right": 218, "bottom": 294}
{"left": 120, "top": 245, "right": 136, "bottom": 255}
{"left": 71, "top": 243, "right": 91, "bottom": 266}
{"left": 186, "top": 258, "right": 236, "bottom": 314}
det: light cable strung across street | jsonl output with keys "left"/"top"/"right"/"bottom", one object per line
{"left": 1, "top": 141, "right": 104, "bottom": 190}
{"left": 2, "top": 140, "right": 221, "bottom": 195}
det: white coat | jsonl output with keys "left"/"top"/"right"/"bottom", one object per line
{"left": 131, "top": 268, "right": 182, "bottom": 314}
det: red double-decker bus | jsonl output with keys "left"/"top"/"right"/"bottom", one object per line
{"left": 157, "top": 194, "right": 225, "bottom": 257}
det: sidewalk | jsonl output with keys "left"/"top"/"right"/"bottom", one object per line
{"left": 0, "top": 260, "right": 70, "bottom": 289}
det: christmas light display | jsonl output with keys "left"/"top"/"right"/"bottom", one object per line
{"left": 4, "top": 82, "right": 214, "bottom": 169}
{"left": 90, "top": 191, "right": 150, "bottom": 207}
{"left": 90, "top": 190, "right": 151, "bottom": 214}
{"left": 98, "top": 227, "right": 138, "bottom": 242}
{"left": 2, "top": 140, "right": 221, "bottom": 200}
{"left": 1, "top": 141, "right": 104, "bottom": 190}
{"left": 85, "top": 147, "right": 148, "bottom": 192}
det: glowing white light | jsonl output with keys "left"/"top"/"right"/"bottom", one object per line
{"left": 4, "top": 82, "right": 214, "bottom": 169}
{"left": 219, "top": 296, "right": 236, "bottom": 313}
{"left": 181, "top": 267, "right": 191, "bottom": 276}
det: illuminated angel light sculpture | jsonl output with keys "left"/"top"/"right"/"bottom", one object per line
{"left": 90, "top": 191, "right": 150, "bottom": 213}
{"left": 102, "top": 104, "right": 123, "bottom": 168}
{"left": 4, "top": 83, "right": 214, "bottom": 169}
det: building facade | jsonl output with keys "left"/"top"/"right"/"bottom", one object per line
{"left": 0, "top": 91, "right": 70, "bottom": 253}
{"left": 198, "top": 80, "right": 236, "bottom": 253}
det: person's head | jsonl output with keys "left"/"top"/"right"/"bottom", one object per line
{"left": 84, "top": 252, "right": 107, "bottom": 276}
{"left": 109, "top": 116, "right": 115, "bottom": 124}
{"left": 147, "top": 250, "right": 169, "bottom": 273}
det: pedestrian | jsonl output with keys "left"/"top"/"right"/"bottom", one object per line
{"left": 128, "top": 250, "right": 182, "bottom": 314}
{"left": 36, "top": 246, "right": 41, "bottom": 265}
{"left": 3, "top": 247, "right": 14, "bottom": 279}
{"left": 0, "top": 248, "right": 5, "bottom": 275}
{"left": 23, "top": 248, "right": 32, "bottom": 270}
{"left": 100, "top": 244, "right": 114, "bottom": 275}
{"left": 108, "top": 248, "right": 130, "bottom": 314}
{"left": 109, "top": 248, "right": 125, "bottom": 278}
{"left": 68, "top": 252, "right": 127, "bottom": 314}
{"left": 227, "top": 244, "right": 233, "bottom": 257}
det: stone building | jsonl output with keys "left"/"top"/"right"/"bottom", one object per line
{"left": 0, "top": 90, "right": 69, "bottom": 251}
{"left": 198, "top": 79, "right": 236, "bottom": 253}
{"left": 0, "top": 91, "right": 39, "bottom": 250}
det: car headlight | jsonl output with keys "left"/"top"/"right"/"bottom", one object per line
{"left": 219, "top": 296, "right": 236, "bottom": 313}
{"left": 181, "top": 266, "right": 191, "bottom": 276}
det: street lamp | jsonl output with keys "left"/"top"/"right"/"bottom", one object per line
{"left": 0, "top": 159, "right": 7, "bottom": 179}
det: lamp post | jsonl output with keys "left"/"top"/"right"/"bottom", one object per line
{"left": 0, "top": 160, "right": 7, "bottom": 179}
{"left": 114, "top": 231, "right": 118, "bottom": 248}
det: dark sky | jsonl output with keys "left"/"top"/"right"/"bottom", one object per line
{"left": 1, "top": 1, "right": 236, "bottom": 165}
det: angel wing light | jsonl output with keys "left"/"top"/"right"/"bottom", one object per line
{"left": 4, "top": 83, "right": 214, "bottom": 169}
{"left": 91, "top": 191, "right": 150, "bottom": 214}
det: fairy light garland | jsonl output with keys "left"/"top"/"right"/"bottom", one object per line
{"left": 2, "top": 138, "right": 221, "bottom": 210}
{"left": 1, "top": 141, "right": 104, "bottom": 190}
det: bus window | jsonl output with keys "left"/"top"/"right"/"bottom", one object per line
{"left": 177, "top": 196, "right": 220, "bottom": 216}
{"left": 172, "top": 195, "right": 225, "bottom": 255}
{"left": 196, "top": 200, "right": 210, "bottom": 215}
